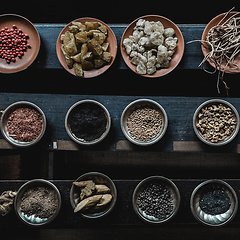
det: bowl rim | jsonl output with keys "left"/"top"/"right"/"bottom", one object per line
{"left": 65, "top": 99, "right": 111, "bottom": 145}
{"left": 132, "top": 175, "right": 181, "bottom": 224}
{"left": 120, "top": 14, "right": 185, "bottom": 78}
{"left": 0, "top": 101, "right": 47, "bottom": 147}
{"left": 120, "top": 98, "right": 168, "bottom": 146}
{"left": 190, "top": 179, "right": 238, "bottom": 227}
{"left": 56, "top": 17, "right": 118, "bottom": 78}
{"left": 14, "top": 179, "right": 62, "bottom": 227}
{"left": 193, "top": 99, "right": 240, "bottom": 146}
{"left": 70, "top": 171, "right": 117, "bottom": 219}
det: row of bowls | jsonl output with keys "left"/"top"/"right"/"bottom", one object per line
{"left": 1, "top": 12, "right": 239, "bottom": 76}
{"left": 13, "top": 173, "right": 238, "bottom": 227}
{"left": 0, "top": 98, "right": 239, "bottom": 147}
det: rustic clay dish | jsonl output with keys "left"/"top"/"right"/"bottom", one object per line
{"left": 202, "top": 12, "right": 240, "bottom": 73}
{"left": 0, "top": 14, "right": 40, "bottom": 74}
{"left": 70, "top": 172, "right": 117, "bottom": 219}
{"left": 190, "top": 179, "right": 238, "bottom": 227}
{"left": 120, "top": 99, "right": 168, "bottom": 146}
{"left": 14, "top": 179, "right": 61, "bottom": 226}
{"left": 56, "top": 17, "right": 117, "bottom": 78}
{"left": 132, "top": 176, "right": 180, "bottom": 224}
{"left": 193, "top": 99, "right": 239, "bottom": 146}
{"left": 65, "top": 99, "right": 111, "bottom": 145}
{"left": 120, "top": 15, "right": 184, "bottom": 78}
{"left": 0, "top": 101, "right": 46, "bottom": 148}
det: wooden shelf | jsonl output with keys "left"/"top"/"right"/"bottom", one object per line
{"left": 0, "top": 93, "right": 240, "bottom": 153}
{"left": 33, "top": 24, "right": 205, "bottom": 71}
{"left": 1, "top": 179, "right": 240, "bottom": 228}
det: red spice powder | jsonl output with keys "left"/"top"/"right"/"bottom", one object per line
{"left": 7, "top": 107, "right": 43, "bottom": 142}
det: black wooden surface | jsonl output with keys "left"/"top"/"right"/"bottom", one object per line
{"left": 1, "top": 93, "right": 240, "bottom": 153}
{"left": 33, "top": 24, "right": 205, "bottom": 71}
{"left": 1, "top": 179, "right": 240, "bottom": 228}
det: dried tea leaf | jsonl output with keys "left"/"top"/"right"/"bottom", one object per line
{"left": 63, "top": 31, "right": 78, "bottom": 56}
{"left": 61, "top": 45, "right": 73, "bottom": 68}
{"left": 95, "top": 185, "right": 111, "bottom": 194}
{"left": 75, "top": 31, "right": 88, "bottom": 44}
{"left": 85, "top": 22, "right": 99, "bottom": 31}
{"left": 73, "top": 62, "right": 83, "bottom": 77}
{"left": 73, "top": 180, "right": 93, "bottom": 187}
{"left": 74, "top": 195, "right": 103, "bottom": 213}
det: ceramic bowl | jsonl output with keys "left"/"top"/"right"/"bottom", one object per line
{"left": 70, "top": 172, "right": 117, "bottom": 219}
{"left": 56, "top": 17, "right": 117, "bottom": 78}
{"left": 121, "top": 99, "right": 168, "bottom": 146}
{"left": 65, "top": 99, "right": 111, "bottom": 145}
{"left": 14, "top": 179, "right": 61, "bottom": 226}
{"left": 0, "top": 101, "right": 46, "bottom": 147}
{"left": 0, "top": 14, "right": 40, "bottom": 74}
{"left": 190, "top": 179, "right": 238, "bottom": 227}
{"left": 120, "top": 15, "right": 184, "bottom": 77}
{"left": 202, "top": 11, "right": 240, "bottom": 73}
{"left": 132, "top": 176, "right": 180, "bottom": 224}
{"left": 193, "top": 99, "right": 239, "bottom": 146}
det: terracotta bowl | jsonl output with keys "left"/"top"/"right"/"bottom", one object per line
{"left": 202, "top": 11, "right": 240, "bottom": 73}
{"left": 0, "top": 14, "right": 40, "bottom": 74}
{"left": 70, "top": 172, "right": 117, "bottom": 219}
{"left": 56, "top": 17, "right": 117, "bottom": 78}
{"left": 120, "top": 15, "right": 184, "bottom": 78}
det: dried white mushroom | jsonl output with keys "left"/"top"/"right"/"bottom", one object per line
{"left": 164, "top": 28, "right": 175, "bottom": 38}
{"left": 165, "top": 37, "right": 178, "bottom": 50}
{"left": 136, "top": 61, "right": 147, "bottom": 75}
{"left": 123, "top": 18, "right": 178, "bottom": 75}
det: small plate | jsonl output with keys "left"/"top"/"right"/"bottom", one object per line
{"left": 120, "top": 15, "right": 184, "bottom": 78}
{"left": 0, "top": 14, "right": 40, "bottom": 74}
{"left": 202, "top": 11, "right": 240, "bottom": 73}
{"left": 56, "top": 17, "right": 117, "bottom": 78}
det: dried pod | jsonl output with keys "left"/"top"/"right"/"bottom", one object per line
{"left": 80, "top": 181, "right": 95, "bottom": 200}
{"left": 95, "top": 185, "right": 111, "bottom": 194}
{"left": 73, "top": 180, "right": 94, "bottom": 187}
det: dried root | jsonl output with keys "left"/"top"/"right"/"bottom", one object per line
{"left": 187, "top": 7, "right": 240, "bottom": 95}
{"left": 0, "top": 190, "right": 17, "bottom": 216}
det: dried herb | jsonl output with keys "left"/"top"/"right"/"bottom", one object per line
{"left": 187, "top": 7, "right": 240, "bottom": 94}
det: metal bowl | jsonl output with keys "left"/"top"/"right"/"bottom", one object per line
{"left": 193, "top": 99, "right": 240, "bottom": 146}
{"left": 132, "top": 176, "right": 180, "bottom": 224}
{"left": 70, "top": 172, "right": 117, "bottom": 219}
{"left": 14, "top": 179, "right": 61, "bottom": 226}
{"left": 65, "top": 100, "right": 111, "bottom": 146}
{"left": 0, "top": 101, "right": 46, "bottom": 147}
{"left": 190, "top": 179, "right": 238, "bottom": 227}
{"left": 121, "top": 99, "right": 168, "bottom": 146}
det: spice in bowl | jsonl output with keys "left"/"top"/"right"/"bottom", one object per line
{"left": 69, "top": 102, "right": 108, "bottom": 142}
{"left": 199, "top": 189, "right": 231, "bottom": 215}
{"left": 7, "top": 107, "right": 43, "bottom": 142}
{"left": 137, "top": 182, "right": 174, "bottom": 221}
{"left": 127, "top": 106, "right": 162, "bottom": 141}
{"left": 20, "top": 186, "right": 59, "bottom": 222}
{"left": 196, "top": 103, "right": 237, "bottom": 143}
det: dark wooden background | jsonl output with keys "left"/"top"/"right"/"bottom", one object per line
{"left": 1, "top": 1, "right": 240, "bottom": 239}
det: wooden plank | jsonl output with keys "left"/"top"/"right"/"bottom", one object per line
{"left": 1, "top": 179, "right": 240, "bottom": 228}
{"left": 33, "top": 24, "right": 206, "bottom": 71}
{"left": 0, "top": 93, "right": 240, "bottom": 153}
